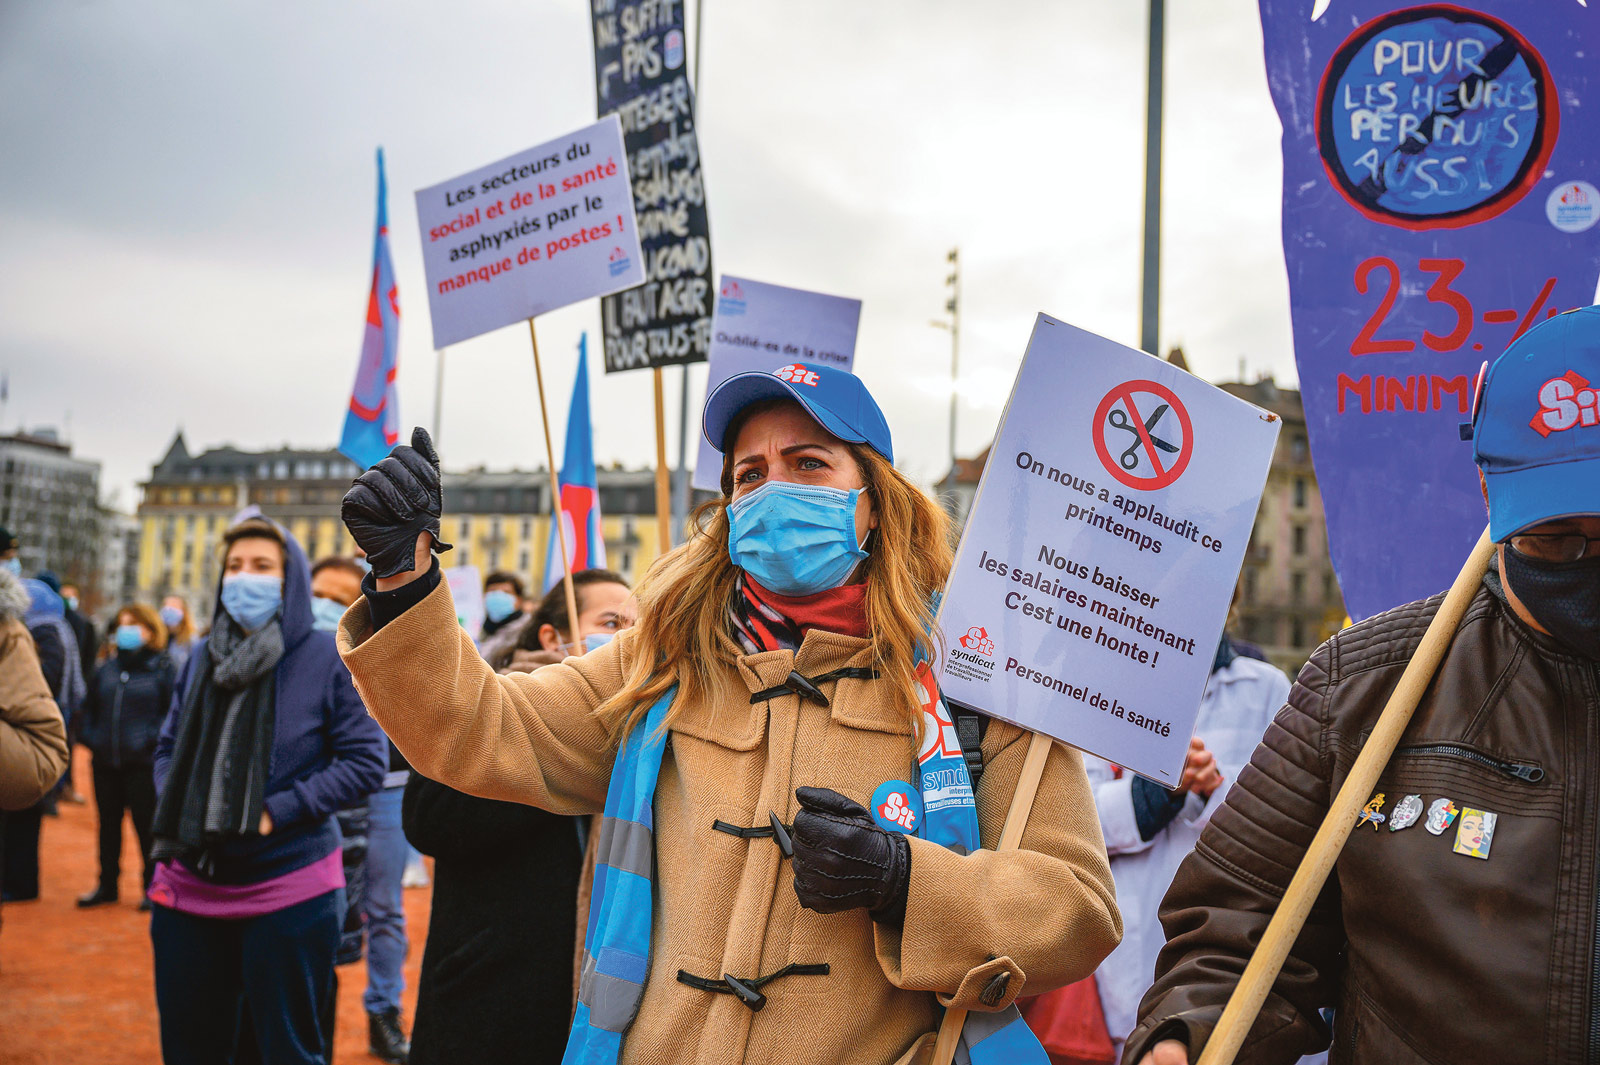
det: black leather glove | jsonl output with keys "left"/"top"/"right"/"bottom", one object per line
{"left": 341, "top": 427, "right": 453, "bottom": 578}
{"left": 791, "top": 786, "right": 911, "bottom": 925}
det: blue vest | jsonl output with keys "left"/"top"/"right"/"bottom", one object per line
{"left": 562, "top": 677, "right": 1048, "bottom": 1065}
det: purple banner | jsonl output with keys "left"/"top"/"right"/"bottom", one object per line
{"left": 1259, "top": 1, "right": 1600, "bottom": 619}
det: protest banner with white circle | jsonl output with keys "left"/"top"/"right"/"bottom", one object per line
{"left": 935, "top": 314, "right": 1280, "bottom": 784}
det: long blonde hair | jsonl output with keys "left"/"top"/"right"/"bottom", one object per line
{"left": 599, "top": 433, "right": 954, "bottom": 742}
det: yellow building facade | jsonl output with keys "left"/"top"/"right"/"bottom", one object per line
{"left": 137, "top": 434, "right": 670, "bottom": 622}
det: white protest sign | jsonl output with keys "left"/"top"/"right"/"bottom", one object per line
{"left": 416, "top": 115, "right": 643, "bottom": 348}
{"left": 444, "top": 564, "right": 485, "bottom": 638}
{"left": 692, "top": 276, "right": 862, "bottom": 490}
{"left": 936, "top": 315, "right": 1280, "bottom": 784}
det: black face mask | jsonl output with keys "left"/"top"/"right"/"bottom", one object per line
{"left": 1503, "top": 548, "right": 1600, "bottom": 661}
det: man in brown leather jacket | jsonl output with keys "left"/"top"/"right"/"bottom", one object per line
{"left": 1128, "top": 306, "right": 1600, "bottom": 1065}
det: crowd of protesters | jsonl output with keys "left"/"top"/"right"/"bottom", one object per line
{"left": 1, "top": 310, "right": 1598, "bottom": 1064}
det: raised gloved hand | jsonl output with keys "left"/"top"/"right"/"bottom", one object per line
{"left": 341, "top": 427, "right": 453, "bottom": 578}
{"left": 791, "top": 786, "right": 911, "bottom": 925}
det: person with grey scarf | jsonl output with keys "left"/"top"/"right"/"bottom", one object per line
{"left": 149, "top": 516, "right": 385, "bottom": 1065}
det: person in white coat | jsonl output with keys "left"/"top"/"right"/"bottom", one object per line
{"left": 1085, "top": 636, "right": 1325, "bottom": 1065}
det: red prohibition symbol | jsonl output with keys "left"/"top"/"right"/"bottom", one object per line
{"left": 1092, "top": 379, "right": 1194, "bottom": 491}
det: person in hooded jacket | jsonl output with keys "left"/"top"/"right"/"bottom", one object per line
{"left": 149, "top": 515, "right": 387, "bottom": 1065}
{"left": 76, "top": 602, "right": 176, "bottom": 910}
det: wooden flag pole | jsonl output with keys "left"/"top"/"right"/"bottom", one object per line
{"left": 1195, "top": 524, "right": 1495, "bottom": 1065}
{"left": 930, "top": 729, "right": 1055, "bottom": 1065}
{"left": 528, "top": 318, "right": 584, "bottom": 653}
{"left": 652, "top": 366, "right": 672, "bottom": 554}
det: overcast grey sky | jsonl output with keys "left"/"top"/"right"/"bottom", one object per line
{"left": 0, "top": 0, "right": 1299, "bottom": 508}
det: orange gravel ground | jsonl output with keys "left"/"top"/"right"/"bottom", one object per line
{"left": 0, "top": 749, "right": 430, "bottom": 1065}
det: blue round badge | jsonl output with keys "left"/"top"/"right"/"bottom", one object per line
{"left": 871, "top": 780, "right": 922, "bottom": 835}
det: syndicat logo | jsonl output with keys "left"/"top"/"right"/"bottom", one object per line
{"left": 718, "top": 278, "right": 747, "bottom": 317}
{"left": 944, "top": 624, "right": 996, "bottom": 683}
{"left": 607, "top": 246, "right": 632, "bottom": 277}
{"left": 957, "top": 626, "right": 995, "bottom": 656}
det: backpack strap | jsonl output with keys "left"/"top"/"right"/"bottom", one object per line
{"left": 952, "top": 705, "right": 988, "bottom": 793}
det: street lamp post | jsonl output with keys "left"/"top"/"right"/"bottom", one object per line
{"left": 932, "top": 247, "right": 960, "bottom": 500}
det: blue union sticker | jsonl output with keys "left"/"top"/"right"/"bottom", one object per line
{"left": 871, "top": 780, "right": 923, "bottom": 835}
{"left": 1316, "top": 5, "right": 1556, "bottom": 230}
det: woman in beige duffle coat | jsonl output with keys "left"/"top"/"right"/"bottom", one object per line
{"left": 335, "top": 365, "right": 1120, "bottom": 1065}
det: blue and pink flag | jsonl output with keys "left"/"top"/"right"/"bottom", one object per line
{"left": 339, "top": 148, "right": 402, "bottom": 470}
{"left": 544, "top": 334, "right": 607, "bottom": 590}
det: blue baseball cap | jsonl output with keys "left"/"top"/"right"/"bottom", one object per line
{"left": 1473, "top": 305, "right": 1600, "bottom": 541}
{"left": 702, "top": 362, "right": 894, "bottom": 463}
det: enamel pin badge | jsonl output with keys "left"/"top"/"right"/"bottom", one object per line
{"left": 1425, "top": 798, "right": 1460, "bottom": 836}
{"left": 1357, "top": 793, "right": 1387, "bottom": 830}
{"left": 1453, "top": 808, "right": 1497, "bottom": 859}
{"left": 1388, "top": 794, "right": 1423, "bottom": 832}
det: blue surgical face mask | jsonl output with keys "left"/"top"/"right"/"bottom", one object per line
{"left": 159, "top": 605, "right": 184, "bottom": 629}
{"left": 64, "top": 595, "right": 79, "bottom": 613}
{"left": 727, "top": 481, "right": 870, "bottom": 597}
{"left": 484, "top": 589, "right": 518, "bottom": 624}
{"left": 582, "top": 631, "right": 616, "bottom": 654}
{"left": 310, "top": 596, "right": 346, "bottom": 633}
{"left": 221, "top": 572, "right": 283, "bottom": 632}
{"left": 2, "top": 559, "right": 19, "bottom": 576}
{"left": 115, "top": 624, "right": 146, "bottom": 652}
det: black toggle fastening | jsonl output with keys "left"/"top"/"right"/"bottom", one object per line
{"left": 676, "top": 963, "right": 831, "bottom": 1011}
{"left": 769, "top": 810, "right": 794, "bottom": 858}
{"left": 749, "top": 666, "right": 881, "bottom": 706}
{"left": 722, "top": 973, "right": 766, "bottom": 1011}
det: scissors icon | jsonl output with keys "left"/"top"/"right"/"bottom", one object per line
{"left": 1107, "top": 404, "right": 1181, "bottom": 471}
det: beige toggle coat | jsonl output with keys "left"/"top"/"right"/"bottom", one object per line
{"left": 339, "top": 578, "right": 1119, "bottom": 1065}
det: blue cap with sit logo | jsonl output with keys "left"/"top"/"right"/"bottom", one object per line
{"left": 1472, "top": 305, "right": 1600, "bottom": 540}
{"left": 702, "top": 362, "right": 894, "bottom": 464}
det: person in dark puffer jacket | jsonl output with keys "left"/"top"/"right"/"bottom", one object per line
{"left": 75, "top": 602, "right": 175, "bottom": 909}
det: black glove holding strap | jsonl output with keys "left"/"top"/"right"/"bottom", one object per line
{"left": 791, "top": 786, "right": 911, "bottom": 926}
{"left": 341, "top": 427, "right": 453, "bottom": 578}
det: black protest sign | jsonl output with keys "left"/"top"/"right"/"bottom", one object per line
{"left": 591, "top": 0, "right": 713, "bottom": 372}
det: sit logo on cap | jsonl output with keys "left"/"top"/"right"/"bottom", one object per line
{"left": 774, "top": 364, "right": 821, "bottom": 387}
{"left": 1532, "top": 371, "right": 1598, "bottom": 437}
{"left": 871, "top": 780, "right": 922, "bottom": 834}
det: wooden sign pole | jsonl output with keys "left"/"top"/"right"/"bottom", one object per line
{"left": 527, "top": 318, "right": 584, "bottom": 652}
{"left": 930, "top": 729, "right": 1054, "bottom": 1065}
{"left": 652, "top": 366, "right": 673, "bottom": 554}
{"left": 1194, "top": 525, "right": 1495, "bottom": 1065}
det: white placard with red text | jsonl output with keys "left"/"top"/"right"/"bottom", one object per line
{"left": 936, "top": 315, "right": 1279, "bottom": 784}
{"left": 416, "top": 116, "right": 643, "bottom": 348}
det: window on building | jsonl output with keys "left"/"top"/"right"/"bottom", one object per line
{"left": 1243, "top": 568, "right": 1257, "bottom": 604}
{"left": 1294, "top": 477, "right": 1307, "bottom": 508}
{"left": 521, "top": 518, "right": 532, "bottom": 540}
{"left": 519, "top": 550, "right": 530, "bottom": 571}
{"left": 1292, "top": 618, "right": 1306, "bottom": 648}
{"left": 1291, "top": 571, "right": 1305, "bottom": 604}
{"left": 309, "top": 461, "right": 325, "bottom": 479}
{"left": 1293, "top": 525, "right": 1307, "bottom": 556}
{"left": 1291, "top": 435, "right": 1308, "bottom": 462}
{"left": 1323, "top": 572, "right": 1335, "bottom": 604}
{"left": 459, "top": 516, "right": 471, "bottom": 538}
{"left": 274, "top": 460, "right": 289, "bottom": 480}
